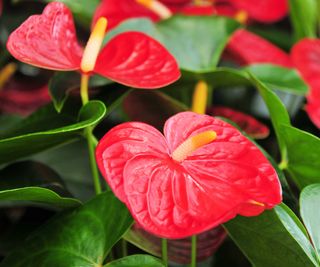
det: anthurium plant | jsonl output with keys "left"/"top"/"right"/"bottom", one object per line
{"left": 0, "top": 0, "right": 319, "bottom": 267}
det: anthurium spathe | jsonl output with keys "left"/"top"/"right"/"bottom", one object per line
{"left": 226, "top": 29, "right": 293, "bottom": 68}
{"left": 6, "top": 2, "right": 180, "bottom": 89}
{"left": 96, "top": 112, "right": 282, "bottom": 238}
{"left": 208, "top": 106, "right": 270, "bottom": 139}
{"left": 291, "top": 38, "right": 320, "bottom": 128}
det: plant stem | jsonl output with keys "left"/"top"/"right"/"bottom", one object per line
{"left": 162, "top": 238, "right": 168, "bottom": 267}
{"left": 121, "top": 239, "right": 128, "bottom": 257}
{"left": 80, "top": 74, "right": 89, "bottom": 105}
{"left": 80, "top": 74, "right": 102, "bottom": 195}
{"left": 191, "top": 235, "right": 197, "bottom": 267}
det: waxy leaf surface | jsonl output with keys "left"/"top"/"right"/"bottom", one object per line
{"left": 0, "top": 100, "right": 106, "bottom": 164}
{"left": 291, "top": 38, "right": 320, "bottom": 128}
{"left": 300, "top": 184, "right": 320, "bottom": 261}
{"left": 0, "top": 191, "right": 133, "bottom": 267}
{"left": 96, "top": 112, "right": 281, "bottom": 238}
{"left": 105, "top": 255, "right": 165, "bottom": 267}
{"left": 7, "top": 2, "right": 83, "bottom": 70}
{"left": 225, "top": 203, "right": 319, "bottom": 267}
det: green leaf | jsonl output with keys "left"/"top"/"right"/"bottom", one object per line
{"left": 289, "top": 0, "right": 318, "bottom": 40}
{"left": 300, "top": 184, "right": 320, "bottom": 262}
{"left": 49, "top": 72, "right": 112, "bottom": 112}
{"left": 123, "top": 90, "right": 188, "bottom": 130}
{"left": 224, "top": 204, "right": 319, "bottom": 267}
{"left": 249, "top": 75, "right": 291, "bottom": 161}
{"left": 0, "top": 161, "right": 80, "bottom": 208}
{"left": 106, "top": 16, "right": 240, "bottom": 71}
{"left": 245, "top": 64, "right": 308, "bottom": 95}
{"left": 0, "top": 101, "right": 106, "bottom": 164}
{"left": 280, "top": 125, "right": 320, "bottom": 189}
{"left": 105, "top": 255, "right": 164, "bottom": 267}
{"left": 0, "top": 191, "right": 133, "bottom": 267}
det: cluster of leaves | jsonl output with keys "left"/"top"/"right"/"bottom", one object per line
{"left": 0, "top": 0, "right": 320, "bottom": 267}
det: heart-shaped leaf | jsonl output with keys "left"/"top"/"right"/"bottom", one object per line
{"left": 0, "top": 100, "right": 106, "bottom": 164}
{"left": 105, "top": 255, "right": 164, "bottom": 267}
{"left": 300, "top": 184, "right": 320, "bottom": 261}
{"left": 280, "top": 125, "right": 320, "bottom": 189}
{"left": 105, "top": 16, "right": 240, "bottom": 72}
{"left": 0, "top": 191, "right": 133, "bottom": 267}
{"left": 224, "top": 203, "right": 319, "bottom": 267}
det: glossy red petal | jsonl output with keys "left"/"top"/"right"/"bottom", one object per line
{"left": 291, "top": 39, "right": 320, "bottom": 128}
{"left": 207, "top": 106, "right": 270, "bottom": 139}
{"left": 226, "top": 29, "right": 293, "bottom": 68}
{"left": 97, "top": 112, "right": 281, "bottom": 238}
{"left": 180, "top": 5, "right": 216, "bottom": 16}
{"left": 94, "top": 32, "right": 180, "bottom": 88}
{"left": 95, "top": 122, "right": 169, "bottom": 203}
{"left": 92, "top": 0, "right": 160, "bottom": 30}
{"left": 229, "top": 0, "right": 288, "bottom": 22}
{"left": 7, "top": 2, "right": 83, "bottom": 71}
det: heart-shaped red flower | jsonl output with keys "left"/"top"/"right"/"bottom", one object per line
{"left": 7, "top": 2, "right": 180, "bottom": 89}
{"left": 96, "top": 112, "right": 282, "bottom": 238}
{"left": 226, "top": 29, "right": 292, "bottom": 68}
{"left": 291, "top": 38, "right": 320, "bottom": 128}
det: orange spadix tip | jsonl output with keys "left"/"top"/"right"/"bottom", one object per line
{"left": 0, "top": 63, "right": 17, "bottom": 89}
{"left": 136, "top": 0, "right": 172, "bottom": 19}
{"left": 249, "top": 200, "right": 265, "bottom": 207}
{"left": 80, "top": 17, "right": 108, "bottom": 73}
{"left": 235, "top": 10, "right": 248, "bottom": 24}
{"left": 192, "top": 80, "right": 208, "bottom": 115}
{"left": 172, "top": 130, "right": 217, "bottom": 162}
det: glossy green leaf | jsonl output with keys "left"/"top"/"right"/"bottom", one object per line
{"left": 0, "top": 191, "right": 133, "bottom": 267}
{"left": 0, "top": 101, "right": 106, "bottom": 164}
{"left": 245, "top": 64, "right": 308, "bottom": 95}
{"left": 106, "top": 16, "right": 240, "bottom": 71}
{"left": 300, "top": 184, "right": 320, "bottom": 262}
{"left": 250, "top": 75, "right": 291, "bottom": 161}
{"left": 0, "top": 161, "right": 80, "bottom": 208}
{"left": 49, "top": 72, "right": 112, "bottom": 112}
{"left": 280, "top": 125, "right": 320, "bottom": 188}
{"left": 123, "top": 90, "right": 188, "bottom": 130}
{"left": 224, "top": 204, "right": 319, "bottom": 267}
{"left": 289, "top": 0, "right": 318, "bottom": 40}
{"left": 105, "top": 255, "right": 164, "bottom": 267}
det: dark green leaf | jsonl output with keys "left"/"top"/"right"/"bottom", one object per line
{"left": 0, "top": 191, "right": 133, "bottom": 267}
{"left": 106, "top": 16, "right": 240, "bottom": 71}
{"left": 105, "top": 255, "right": 164, "bottom": 267}
{"left": 245, "top": 64, "right": 308, "bottom": 95}
{"left": 224, "top": 204, "right": 319, "bottom": 267}
{"left": 280, "top": 125, "right": 320, "bottom": 189}
{"left": 123, "top": 90, "right": 188, "bottom": 130}
{"left": 250, "top": 75, "right": 291, "bottom": 161}
{"left": 289, "top": 0, "right": 318, "bottom": 40}
{"left": 49, "top": 72, "right": 112, "bottom": 112}
{"left": 300, "top": 184, "right": 320, "bottom": 262}
{"left": 0, "top": 100, "right": 106, "bottom": 164}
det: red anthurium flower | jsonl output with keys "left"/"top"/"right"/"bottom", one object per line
{"left": 208, "top": 106, "right": 270, "bottom": 139}
{"left": 7, "top": 2, "right": 180, "bottom": 89}
{"left": 96, "top": 112, "right": 282, "bottom": 238}
{"left": 226, "top": 29, "right": 293, "bottom": 68}
{"left": 228, "top": 0, "right": 288, "bottom": 23}
{"left": 291, "top": 39, "right": 320, "bottom": 128}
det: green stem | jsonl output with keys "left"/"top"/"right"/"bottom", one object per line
{"left": 191, "top": 235, "right": 197, "bottom": 267}
{"left": 81, "top": 74, "right": 102, "bottom": 195}
{"left": 121, "top": 239, "right": 128, "bottom": 257}
{"left": 162, "top": 238, "right": 168, "bottom": 267}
